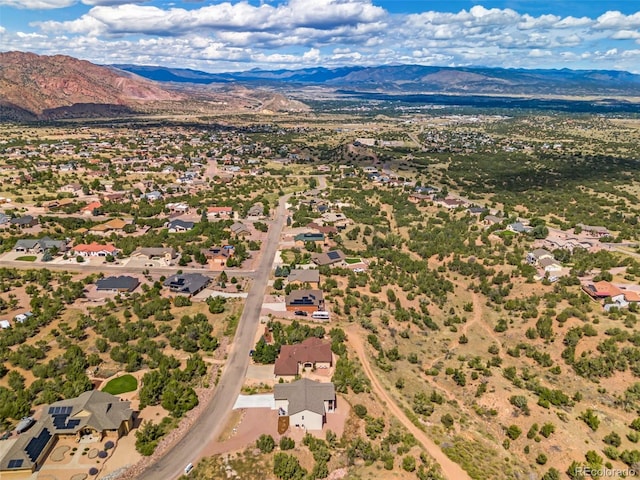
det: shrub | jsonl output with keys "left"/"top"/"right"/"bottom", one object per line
{"left": 353, "top": 404, "right": 367, "bottom": 419}
{"left": 402, "top": 455, "right": 416, "bottom": 472}
{"left": 97, "top": 450, "right": 107, "bottom": 458}
{"left": 279, "top": 437, "right": 295, "bottom": 451}
{"left": 89, "top": 467, "right": 99, "bottom": 475}
{"left": 536, "top": 453, "right": 548, "bottom": 465}
{"left": 506, "top": 425, "right": 522, "bottom": 440}
{"left": 257, "top": 434, "right": 275, "bottom": 453}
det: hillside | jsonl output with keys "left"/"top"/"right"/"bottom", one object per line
{"left": 0, "top": 51, "right": 182, "bottom": 120}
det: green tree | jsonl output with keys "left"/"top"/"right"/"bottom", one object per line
{"left": 256, "top": 434, "right": 275, "bottom": 453}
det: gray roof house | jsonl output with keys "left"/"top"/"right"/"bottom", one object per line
{"left": 163, "top": 273, "right": 211, "bottom": 296}
{"left": 288, "top": 269, "right": 320, "bottom": 286}
{"left": 0, "top": 391, "right": 133, "bottom": 475}
{"left": 274, "top": 379, "right": 336, "bottom": 431}
{"left": 167, "top": 219, "right": 195, "bottom": 232}
{"left": 96, "top": 276, "right": 140, "bottom": 293}
{"left": 311, "top": 250, "right": 346, "bottom": 266}
{"left": 14, "top": 237, "right": 67, "bottom": 253}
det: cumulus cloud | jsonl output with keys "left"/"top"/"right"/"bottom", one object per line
{"left": 5, "top": 2, "right": 640, "bottom": 73}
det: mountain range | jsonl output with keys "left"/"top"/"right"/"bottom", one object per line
{"left": 114, "top": 63, "right": 640, "bottom": 97}
{"left": 3, "top": 51, "right": 640, "bottom": 121}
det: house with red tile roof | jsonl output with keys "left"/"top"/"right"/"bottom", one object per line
{"left": 71, "top": 243, "right": 119, "bottom": 257}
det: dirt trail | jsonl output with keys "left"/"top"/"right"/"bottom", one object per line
{"left": 346, "top": 326, "right": 472, "bottom": 480}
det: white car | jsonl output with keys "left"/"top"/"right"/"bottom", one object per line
{"left": 184, "top": 463, "right": 194, "bottom": 475}
{"left": 353, "top": 268, "right": 365, "bottom": 273}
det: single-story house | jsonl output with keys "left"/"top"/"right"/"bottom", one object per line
{"left": 142, "top": 191, "right": 162, "bottom": 201}
{"left": 60, "top": 183, "right": 83, "bottom": 196}
{"left": 14, "top": 237, "right": 67, "bottom": 254}
{"left": 202, "top": 246, "right": 234, "bottom": 267}
{"left": 230, "top": 222, "right": 250, "bottom": 237}
{"left": 507, "top": 222, "right": 532, "bottom": 234}
{"left": 274, "top": 338, "right": 333, "bottom": 379}
{"left": 9, "top": 215, "right": 38, "bottom": 228}
{"left": 131, "top": 247, "right": 177, "bottom": 263}
{"left": 527, "top": 249, "right": 554, "bottom": 265}
{"left": 294, "top": 232, "right": 325, "bottom": 247}
{"left": 71, "top": 243, "right": 119, "bottom": 257}
{"left": 89, "top": 218, "right": 129, "bottom": 235}
{"left": 274, "top": 379, "right": 336, "bottom": 431}
{"left": 408, "top": 193, "right": 431, "bottom": 204}
{"left": 247, "top": 203, "right": 264, "bottom": 217}
{"left": 483, "top": 215, "right": 504, "bottom": 226}
{"left": 285, "top": 289, "right": 324, "bottom": 313}
{"left": 167, "top": 219, "right": 195, "bottom": 232}
{"left": 577, "top": 224, "right": 610, "bottom": 237}
{"left": 0, "top": 391, "right": 133, "bottom": 476}
{"left": 164, "top": 273, "right": 211, "bottom": 296}
{"left": 311, "top": 250, "right": 346, "bottom": 267}
{"left": 96, "top": 276, "right": 140, "bottom": 293}
{"left": 81, "top": 202, "right": 102, "bottom": 216}
{"left": 207, "top": 206, "right": 234, "bottom": 218}
{"left": 288, "top": 269, "right": 320, "bottom": 288}
{"left": 0, "top": 320, "right": 10, "bottom": 329}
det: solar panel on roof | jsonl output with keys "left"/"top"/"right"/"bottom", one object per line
{"left": 7, "top": 459, "right": 24, "bottom": 468}
{"left": 25, "top": 429, "right": 52, "bottom": 462}
{"left": 327, "top": 251, "right": 340, "bottom": 259}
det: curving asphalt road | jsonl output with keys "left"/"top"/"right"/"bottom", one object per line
{"left": 136, "top": 194, "right": 290, "bottom": 480}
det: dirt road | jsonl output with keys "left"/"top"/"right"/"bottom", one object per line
{"left": 346, "top": 326, "right": 472, "bottom": 480}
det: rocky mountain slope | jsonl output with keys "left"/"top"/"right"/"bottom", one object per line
{"left": 0, "top": 51, "right": 182, "bottom": 120}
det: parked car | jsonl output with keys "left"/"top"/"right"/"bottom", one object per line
{"left": 185, "top": 463, "right": 194, "bottom": 475}
{"left": 0, "top": 431, "right": 11, "bottom": 440}
{"left": 294, "top": 310, "right": 308, "bottom": 316}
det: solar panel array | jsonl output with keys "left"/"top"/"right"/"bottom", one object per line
{"left": 327, "top": 251, "right": 341, "bottom": 260}
{"left": 7, "top": 459, "right": 24, "bottom": 468}
{"left": 48, "top": 406, "right": 72, "bottom": 415}
{"left": 52, "top": 415, "right": 80, "bottom": 430}
{"left": 25, "top": 429, "right": 52, "bottom": 462}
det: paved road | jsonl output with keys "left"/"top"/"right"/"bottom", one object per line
{"left": 136, "top": 194, "right": 290, "bottom": 480}
{"left": 0, "top": 259, "right": 257, "bottom": 279}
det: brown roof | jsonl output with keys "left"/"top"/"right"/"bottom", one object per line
{"left": 274, "top": 338, "right": 332, "bottom": 376}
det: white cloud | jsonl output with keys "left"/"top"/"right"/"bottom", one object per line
{"left": 594, "top": 11, "right": 640, "bottom": 30}
{"left": 0, "top": 0, "right": 75, "bottom": 8}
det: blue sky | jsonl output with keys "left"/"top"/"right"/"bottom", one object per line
{"left": 1, "top": 0, "right": 640, "bottom": 72}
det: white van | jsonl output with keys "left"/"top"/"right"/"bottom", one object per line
{"left": 184, "top": 463, "right": 194, "bottom": 475}
{"left": 311, "top": 311, "right": 330, "bottom": 320}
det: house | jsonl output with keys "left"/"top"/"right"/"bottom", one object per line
{"left": 294, "top": 232, "right": 325, "bottom": 247}
{"left": 311, "top": 250, "right": 346, "bottom": 267}
{"left": 0, "top": 320, "right": 10, "bottom": 329}
{"left": 483, "top": 215, "right": 504, "bottom": 226}
{"left": 164, "top": 273, "right": 211, "bottom": 296}
{"left": 288, "top": 269, "right": 320, "bottom": 288}
{"left": 9, "top": 215, "right": 38, "bottom": 228}
{"left": 166, "top": 202, "right": 189, "bottom": 214}
{"left": 131, "top": 247, "right": 177, "bottom": 263}
{"left": 285, "top": 289, "right": 324, "bottom": 313}
{"left": 88, "top": 218, "right": 129, "bottom": 235}
{"left": 247, "top": 203, "right": 264, "bottom": 218}
{"left": 43, "top": 198, "right": 75, "bottom": 211}
{"left": 142, "top": 191, "right": 162, "bottom": 202}
{"left": 306, "top": 222, "right": 338, "bottom": 236}
{"left": 408, "top": 193, "right": 431, "bottom": 204}
{"left": 81, "top": 201, "right": 102, "bottom": 216}
{"left": 577, "top": 224, "right": 610, "bottom": 238}
{"left": 468, "top": 206, "right": 488, "bottom": 215}
{"left": 71, "top": 243, "right": 119, "bottom": 257}
{"left": 230, "top": 222, "right": 250, "bottom": 237}
{"left": 201, "top": 246, "right": 234, "bottom": 267}
{"left": 274, "top": 379, "right": 336, "bottom": 431}
{"left": 507, "top": 222, "right": 532, "bottom": 234}
{"left": 0, "top": 213, "right": 9, "bottom": 225}
{"left": 207, "top": 206, "right": 234, "bottom": 219}
{"left": 434, "top": 197, "right": 467, "bottom": 209}
{"left": 0, "top": 391, "right": 133, "bottom": 475}
{"left": 274, "top": 338, "right": 333, "bottom": 379}
{"left": 14, "top": 237, "right": 67, "bottom": 254}
{"left": 167, "top": 219, "right": 195, "bottom": 232}
{"left": 60, "top": 183, "right": 83, "bottom": 196}
{"left": 527, "top": 249, "right": 554, "bottom": 265}
{"left": 581, "top": 281, "right": 640, "bottom": 311}
{"left": 96, "top": 276, "right": 140, "bottom": 293}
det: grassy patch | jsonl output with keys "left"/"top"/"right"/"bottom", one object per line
{"left": 102, "top": 374, "right": 138, "bottom": 395}
{"left": 345, "top": 257, "right": 362, "bottom": 264}
{"left": 15, "top": 255, "right": 37, "bottom": 262}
